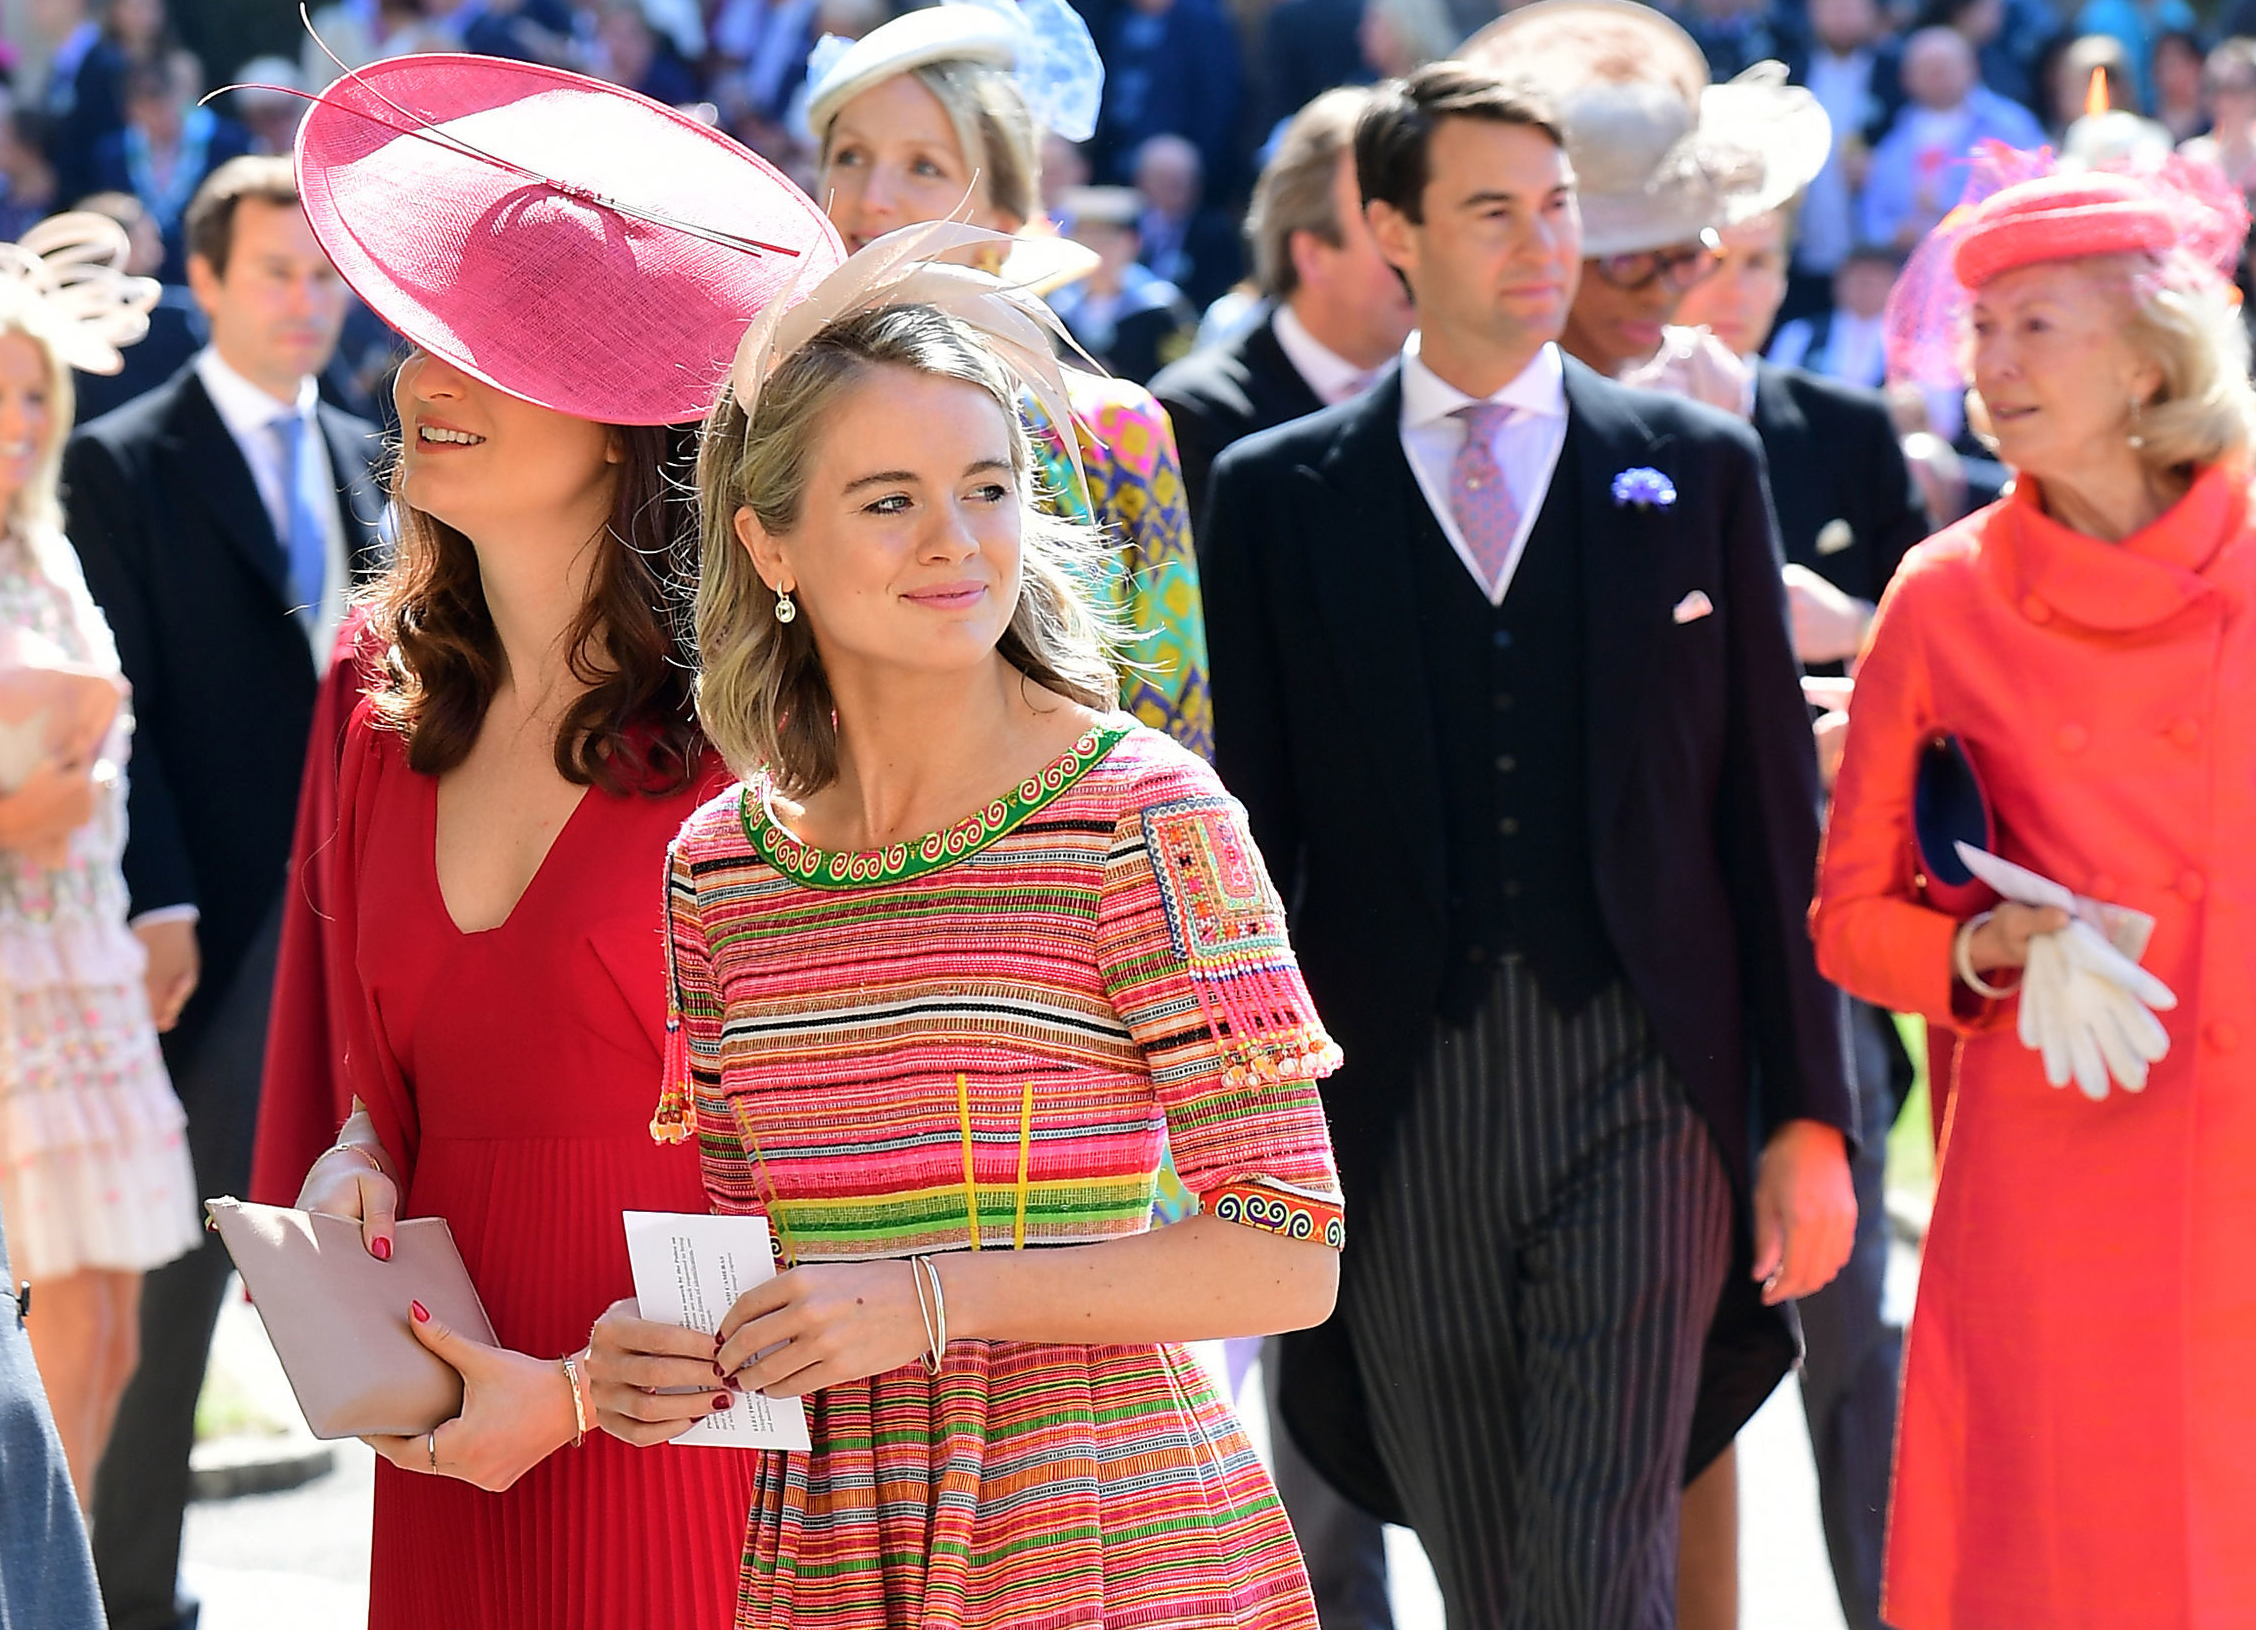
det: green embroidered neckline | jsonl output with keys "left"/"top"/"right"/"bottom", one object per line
{"left": 742, "top": 722, "right": 1133, "bottom": 889}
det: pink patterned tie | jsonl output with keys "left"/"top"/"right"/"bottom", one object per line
{"left": 1448, "top": 401, "right": 1521, "bottom": 597}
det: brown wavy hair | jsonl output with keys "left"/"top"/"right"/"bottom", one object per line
{"left": 366, "top": 422, "right": 704, "bottom": 795}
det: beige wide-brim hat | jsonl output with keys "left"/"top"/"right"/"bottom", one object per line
{"left": 1460, "top": 0, "right": 1829, "bottom": 257}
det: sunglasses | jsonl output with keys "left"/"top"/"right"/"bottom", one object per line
{"left": 1591, "top": 230, "right": 1725, "bottom": 293}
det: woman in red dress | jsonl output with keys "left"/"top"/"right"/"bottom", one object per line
{"left": 277, "top": 56, "right": 843, "bottom": 1627}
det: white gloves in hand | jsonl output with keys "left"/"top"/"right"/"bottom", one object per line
{"left": 2018, "top": 920, "right": 2177, "bottom": 1100}
{"left": 1959, "top": 843, "right": 2179, "bottom": 1102}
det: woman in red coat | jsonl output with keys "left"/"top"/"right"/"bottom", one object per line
{"left": 1814, "top": 167, "right": 2256, "bottom": 1629}
{"left": 274, "top": 57, "right": 843, "bottom": 1627}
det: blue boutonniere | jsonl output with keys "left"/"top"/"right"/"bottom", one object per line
{"left": 1611, "top": 467, "right": 1677, "bottom": 509}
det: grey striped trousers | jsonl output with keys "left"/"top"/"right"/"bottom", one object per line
{"left": 1339, "top": 957, "right": 1732, "bottom": 1630}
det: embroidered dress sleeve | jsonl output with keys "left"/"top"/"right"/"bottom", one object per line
{"left": 1098, "top": 757, "right": 1343, "bottom": 1249}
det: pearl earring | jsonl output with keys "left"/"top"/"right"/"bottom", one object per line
{"left": 2128, "top": 395, "right": 2146, "bottom": 451}
{"left": 773, "top": 585, "right": 797, "bottom": 624}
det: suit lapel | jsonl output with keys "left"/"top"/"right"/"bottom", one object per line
{"left": 161, "top": 372, "right": 291, "bottom": 603}
{"left": 318, "top": 403, "right": 388, "bottom": 580}
{"left": 1563, "top": 362, "right": 1675, "bottom": 837}
{"left": 1750, "top": 363, "right": 1818, "bottom": 565}
{"left": 1244, "top": 315, "right": 1325, "bottom": 427}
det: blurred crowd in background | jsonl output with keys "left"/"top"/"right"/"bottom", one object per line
{"left": 4, "top": 0, "right": 2256, "bottom": 418}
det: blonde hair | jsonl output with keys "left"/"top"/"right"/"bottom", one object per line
{"left": 821, "top": 59, "right": 1042, "bottom": 228}
{"left": 1967, "top": 250, "right": 2256, "bottom": 476}
{"left": 0, "top": 301, "right": 75, "bottom": 542}
{"left": 694, "top": 302, "right": 1117, "bottom": 794}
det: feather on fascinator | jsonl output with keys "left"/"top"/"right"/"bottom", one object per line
{"left": 0, "top": 213, "right": 160, "bottom": 375}
{"left": 729, "top": 218, "right": 1099, "bottom": 495}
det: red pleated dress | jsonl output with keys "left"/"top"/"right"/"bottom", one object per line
{"left": 328, "top": 708, "right": 759, "bottom": 1630}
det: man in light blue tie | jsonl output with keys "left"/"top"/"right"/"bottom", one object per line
{"left": 63, "top": 154, "right": 384, "bottom": 1630}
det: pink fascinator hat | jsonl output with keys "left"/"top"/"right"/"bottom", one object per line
{"left": 1884, "top": 142, "right": 2248, "bottom": 393}
{"left": 295, "top": 55, "right": 845, "bottom": 425}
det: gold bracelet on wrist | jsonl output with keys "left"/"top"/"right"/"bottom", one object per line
{"left": 560, "top": 1352, "right": 591, "bottom": 1447}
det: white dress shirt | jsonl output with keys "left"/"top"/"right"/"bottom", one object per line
{"left": 194, "top": 347, "right": 349, "bottom": 669}
{"left": 1272, "top": 302, "right": 1379, "bottom": 408}
{"left": 1398, "top": 332, "right": 1569, "bottom": 605}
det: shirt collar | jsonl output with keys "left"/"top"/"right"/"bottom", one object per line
{"left": 195, "top": 347, "right": 317, "bottom": 441}
{"left": 1399, "top": 331, "right": 1565, "bottom": 432}
{"left": 1271, "top": 302, "right": 1377, "bottom": 408}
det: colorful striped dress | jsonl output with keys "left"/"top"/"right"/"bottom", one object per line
{"left": 653, "top": 722, "right": 1340, "bottom": 1630}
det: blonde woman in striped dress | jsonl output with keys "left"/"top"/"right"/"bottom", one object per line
{"left": 586, "top": 252, "right": 1342, "bottom": 1627}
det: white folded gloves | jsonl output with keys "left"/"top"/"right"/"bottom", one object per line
{"left": 1957, "top": 844, "right": 2180, "bottom": 1101}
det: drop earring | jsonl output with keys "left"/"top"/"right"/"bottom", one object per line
{"left": 773, "top": 584, "right": 797, "bottom": 624}
{"left": 2128, "top": 395, "right": 2146, "bottom": 450}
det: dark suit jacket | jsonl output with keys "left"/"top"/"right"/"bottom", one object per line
{"left": 1752, "top": 361, "right": 1929, "bottom": 615}
{"left": 63, "top": 364, "right": 384, "bottom": 1054}
{"left": 1201, "top": 358, "right": 1854, "bottom": 1517}
{"left": 1150, "top": 308, "right": 1324, "bottom": 521}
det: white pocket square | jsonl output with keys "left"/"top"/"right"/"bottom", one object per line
{"left": 1815, "top": 518, "right": 1855, "bottom": 556}
{"left": 1671, "top": 590, "right": 1715, "bottom": 625}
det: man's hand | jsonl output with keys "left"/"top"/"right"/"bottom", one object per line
{"left": 1782, "top": 564, "right": 1875, "bottom": 668}
{"left": 134, "top": 916, "right": 199, "bottom": 1032}
{"left": 1751, "top": 1119, "right": 1857, "bottom": 1306}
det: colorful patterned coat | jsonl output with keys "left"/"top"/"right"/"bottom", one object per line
{"left": 1028, "top": 372, "right": 1211, "bottom": 761}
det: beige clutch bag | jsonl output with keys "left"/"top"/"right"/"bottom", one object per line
{"left": 204, "top": 1198, "right": 499, "bottom": 1440}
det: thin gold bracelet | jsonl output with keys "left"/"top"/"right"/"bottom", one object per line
{"left": 559, "top": 1352, "right": 591, "bottom": 1447}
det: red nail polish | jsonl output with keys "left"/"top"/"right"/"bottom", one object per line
{"left": 713, "top": 1362, "right": 727, "bottom": 1378}
{"left": 411, "top": 1300, "right": 430, "bottom": 1323}
{"left": 710, "top": 1393, "right": 732, "bottom": 1411}
{"left": 371, "top": 1236, "right": 392, "bottom": 1261}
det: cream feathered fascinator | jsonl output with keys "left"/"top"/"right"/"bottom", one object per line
{"left": 728, "top": 217, "right": 1098, "bottom": 495}
{"left": 0, "top": 213, "right": 160, "bottom": 376}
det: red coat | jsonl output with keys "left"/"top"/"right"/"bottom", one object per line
{"left": 1813, "top": 463, "right": 2256, "bottom": 1630}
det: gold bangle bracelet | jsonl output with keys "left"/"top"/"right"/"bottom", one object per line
{"left": 560, "top": 1353, "right": 591, "bottom": 1447}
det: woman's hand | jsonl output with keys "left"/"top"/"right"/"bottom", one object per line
{"left": 0, "top": 755, "right": 98, "bottom": 868}
{"left": 363, "top": 1302, "right": 578, "bottom": 1492}
{"left": 296, "top": 1142, "right": 399, "bottom": 1261}
{"left": 1965, "top": 902, "right": 2072, "bottom": 972}
{"left": 585, "top": 1297, "right": 735, "bottom": 1447}
{"left": 134, "top": 914, "right": 199, "bottom": 1031}
{"left": 716, "top": 1262, "right": 931, "bottom": 1399}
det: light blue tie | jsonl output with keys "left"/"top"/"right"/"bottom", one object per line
{"left": 269, "top": 412, "right": 327, "bottom": 615}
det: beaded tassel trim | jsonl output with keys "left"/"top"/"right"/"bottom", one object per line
{"left": 650, "top": 840, "right": 696, "bottom": 1145}
{"left": 1140, "top": 795, "right": 1343, "bottom": 1087}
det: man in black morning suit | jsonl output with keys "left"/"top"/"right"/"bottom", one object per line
{"left": 1152, "top": 87, "right": 1414, "bottom": 521}
{"left": 1199, "top": 66, "right": 1856, "bottom": 1626}
{"left": 62, "top": 158, "right": 382, "bottom": 1630}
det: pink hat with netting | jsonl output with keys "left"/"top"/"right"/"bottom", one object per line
{"left": 295, "top": 55, "right": 844, "bottom": 425}
{"left": 1883, "top": 141, "right": 2248, "bottom": 392}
